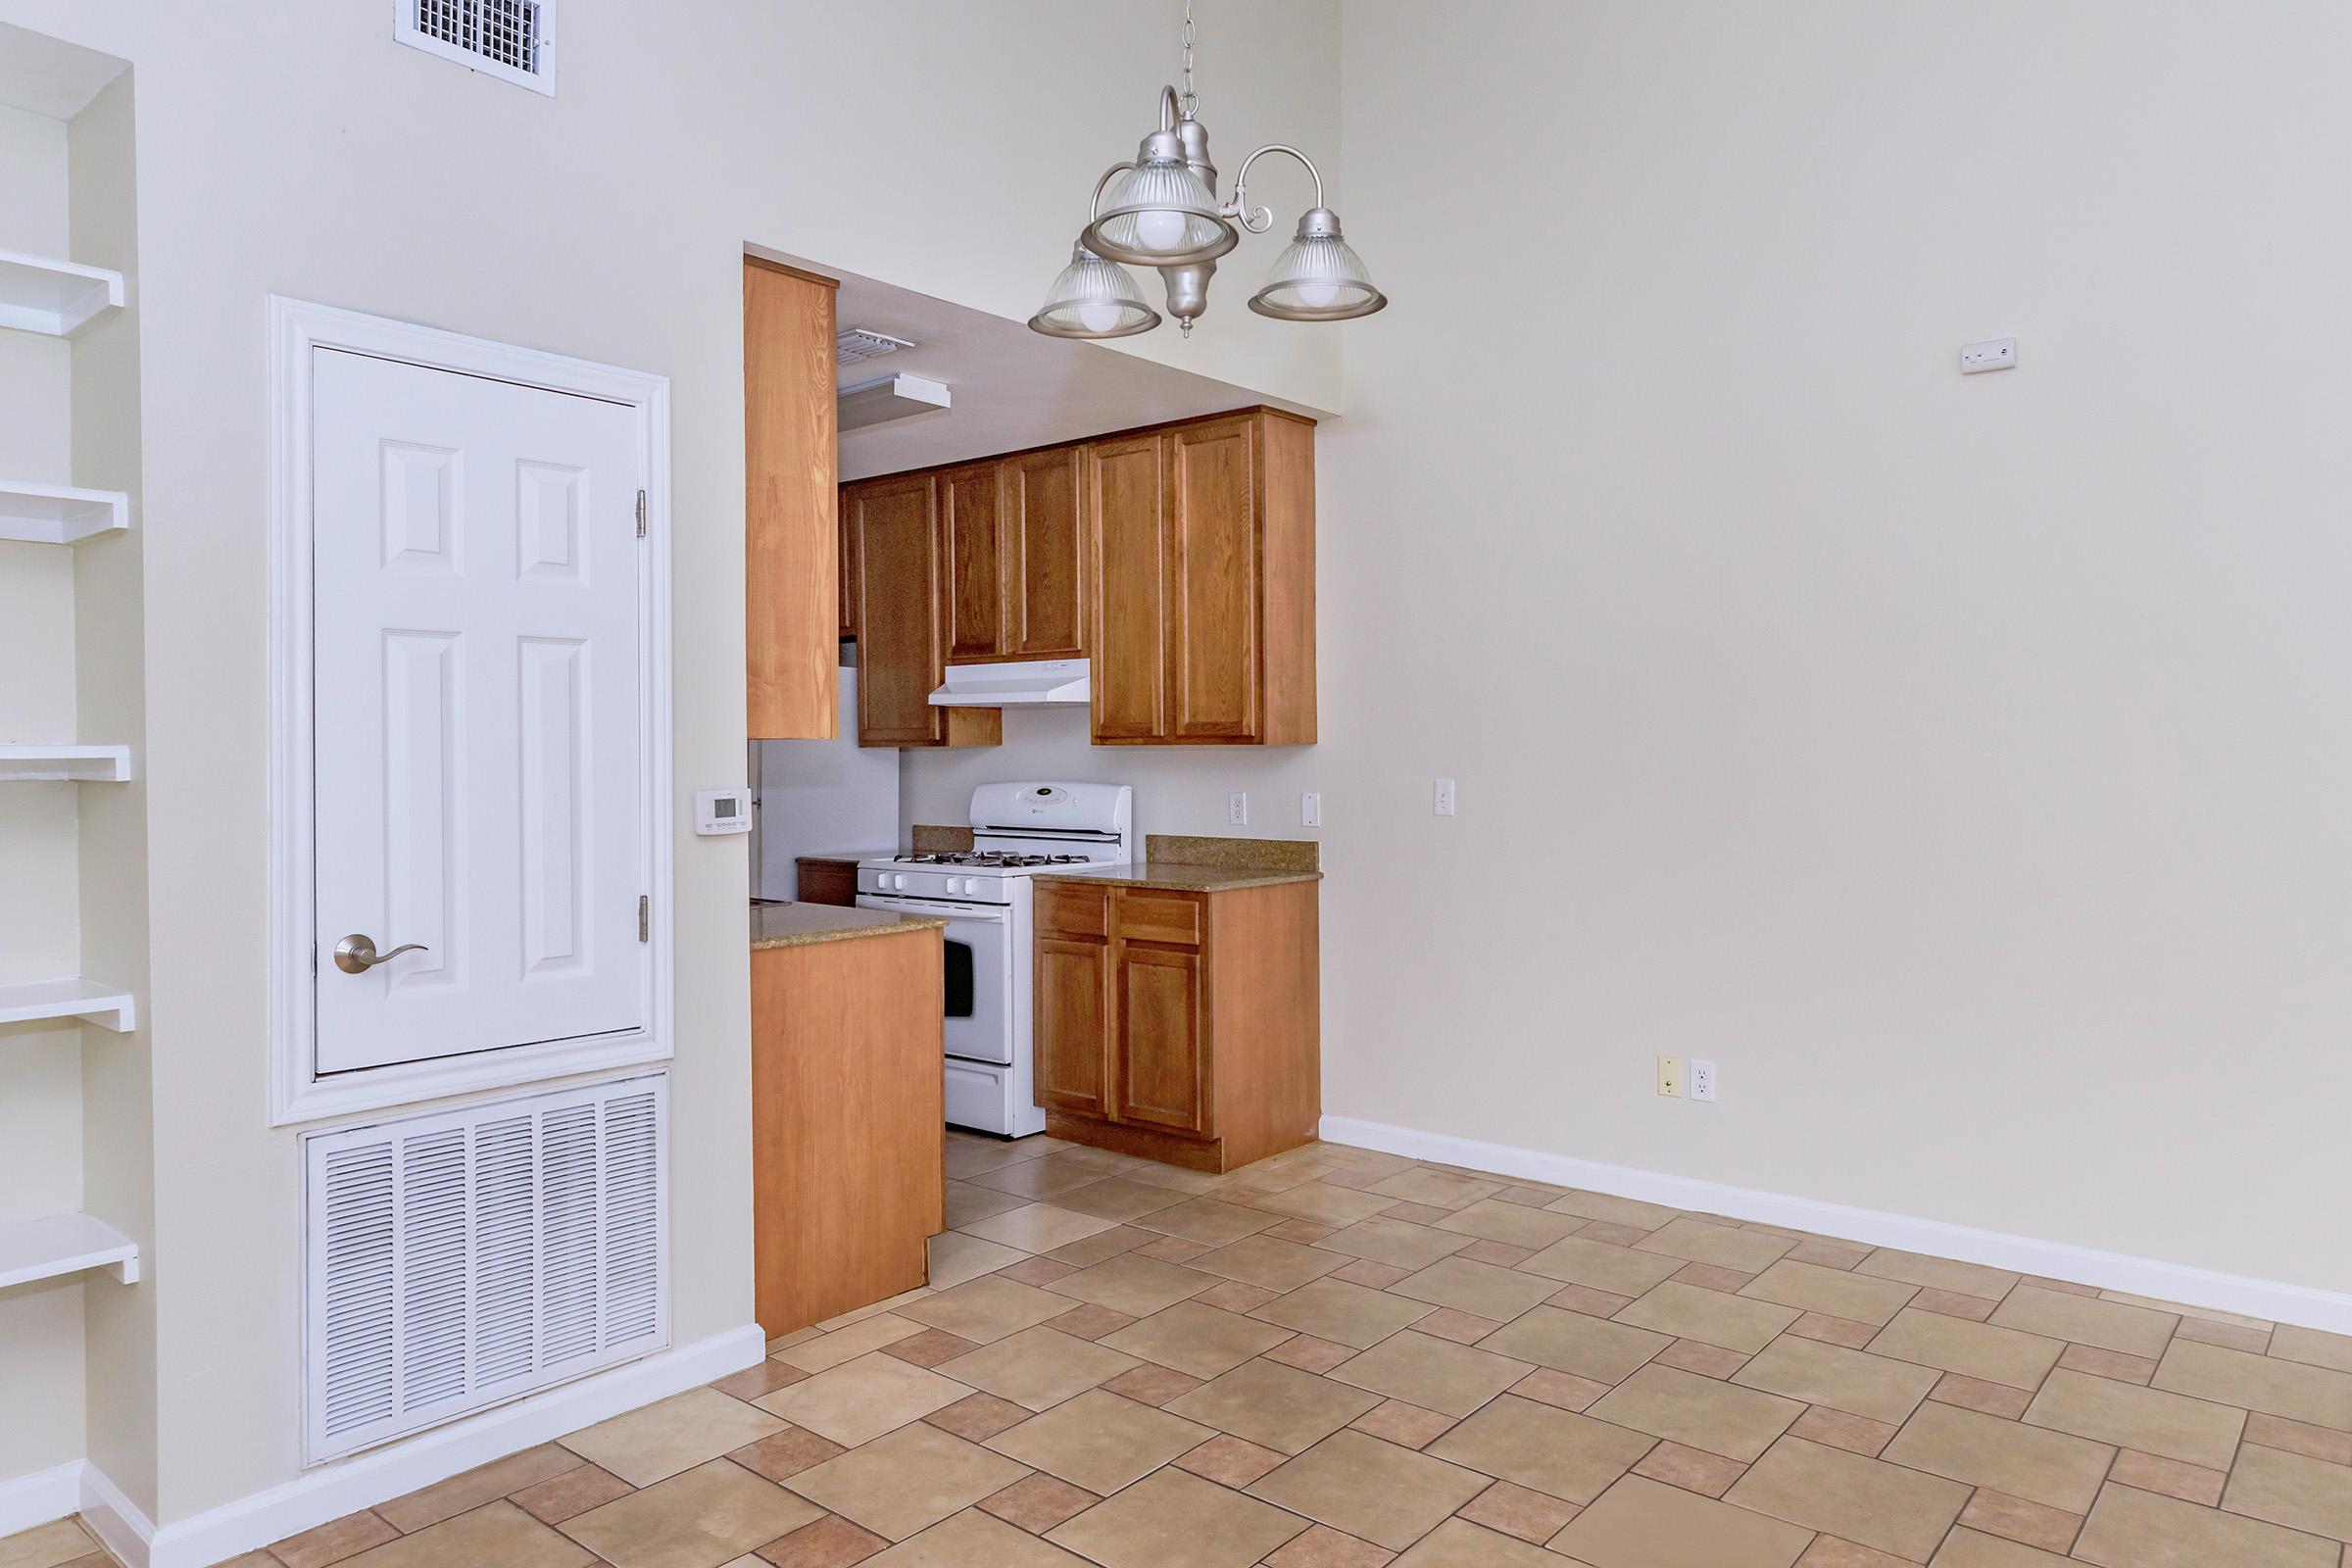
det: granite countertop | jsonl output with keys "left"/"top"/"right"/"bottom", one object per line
{"left": 1034, "top": 861, "right": 1323, "bottom": 894}
{"left": 750, "top": 901, "right": 947, "bottom": 951}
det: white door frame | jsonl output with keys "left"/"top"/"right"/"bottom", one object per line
{"left": 268, "top": 296, "right": 674, "bottom": 1126}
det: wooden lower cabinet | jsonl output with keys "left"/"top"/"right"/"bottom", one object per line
{"left": 751, "top": 925, "right": 944, "bottom": 1336}
{"left": 794, "top": 857, "right": 859, "bottom": 906}
{"left": 1033, "top": 877, "right": 1319, "bottom": 1172}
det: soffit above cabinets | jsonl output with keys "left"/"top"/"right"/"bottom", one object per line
{"left": 747, "top": 247, "right": 1323, "bottom": 481}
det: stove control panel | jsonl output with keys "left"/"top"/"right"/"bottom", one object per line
{"left": 858, "top": 866, "right": 1012, "bottom": 905}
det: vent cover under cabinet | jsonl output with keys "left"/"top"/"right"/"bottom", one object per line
{"left": 303, "top": 1073, "right": 666, "bottom": 1462}
{"left": 396, "top": 0, "right": 556, "bottom": 95}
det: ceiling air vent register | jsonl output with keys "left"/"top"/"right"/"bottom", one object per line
{"left": 396, "top": 0, "right": 556, "bottom": 96}
{"left": 835, "top": 328, "right": 914, "bottom": 368}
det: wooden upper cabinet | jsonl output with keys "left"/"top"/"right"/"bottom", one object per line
{"left": 941, "top": 462, "right": 1004, "bottom": 662}
{"left": 744, "top": 258, "right": 840, "bottom": 739}
{"left": 848, "top": 472, "right": 1002, "bottom": 749}
{"left": 1086, "top": 432, "right": 1169, "bottom": 741}
{"left": 838, "top": 495, "right": 858, "bottom": 638}
{"left": 1087, "top": 408, "right": 1316, "bottom": 747}
{"left": 1003, "top": 447, "right": 1087, "bottom": 660}
{"left": 845, "top": 405, "right": 1313, "bottom": 747}
{"left": 1163, "top": 415, "right": 1261, "bottom": 741}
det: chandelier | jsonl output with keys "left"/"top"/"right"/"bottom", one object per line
{"left": 1030, "top": 2, "right": 1386, "bottom": 340}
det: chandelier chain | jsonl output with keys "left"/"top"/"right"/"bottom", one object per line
{"left": 1178, "top": 0, "right": 1197, "bottom": 118}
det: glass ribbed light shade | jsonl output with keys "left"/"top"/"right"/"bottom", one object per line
{"left": 1029, "top": 244, "right": 1160, "bottom": 339}
{"left": 1250, "top": 232, "right": 1387, "bottom": 320}
{"left": 1084, "top": 159, "right": 1238, "bottom": 267}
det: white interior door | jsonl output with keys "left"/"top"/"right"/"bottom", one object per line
{"left": 312, "top": 347, "right": 648, "bottom": 1075}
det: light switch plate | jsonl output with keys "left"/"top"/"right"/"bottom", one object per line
{"left": 695, "top": 788, "right": 753, "bottom": 835}
{"left": 1300, "top": 792, "right": 1322, "bottom": 828}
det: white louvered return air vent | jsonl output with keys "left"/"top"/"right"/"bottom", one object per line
{"left": 395, "top": 0, "right": 556, "bottom": 95}
{"left": 303, "top": 1073, "right": 666, "bottom": 1463}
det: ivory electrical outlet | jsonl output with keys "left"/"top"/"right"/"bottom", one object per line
{"left": 1229, "top": 792, "right": 1249, "bottom": 826}
{"left": 1656, "top": 1055, "right": 1683, "bottom": 1098}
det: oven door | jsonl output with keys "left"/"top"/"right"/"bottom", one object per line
{"left": 854, "top": 895, "right": 1014, "bottom": 1067}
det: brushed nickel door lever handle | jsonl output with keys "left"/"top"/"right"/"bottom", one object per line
{"left": 334, "top": 934, "right": 429, "bottom": 974}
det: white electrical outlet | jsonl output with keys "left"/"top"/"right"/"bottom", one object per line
{"left": 1229, "top": 792, "right": 1249, "bottom": 826}
{"left": 1434, "top": 778, "right": 1456, "bottom": 816}
{"left": 1690, "top": 1058, "right": 1717, "bottom": 1102}
{"left": 1300, "top": 792, "right": 1321, "bottom": 828}
{"left": 1656, "top": 1055, "right": 1682, "bottom": 1098}
{"left": 1960, "top": 336, "right": 2017, "bottom": 374}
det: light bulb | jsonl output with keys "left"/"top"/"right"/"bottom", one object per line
{"left": 1074, "top": 301, "right": 1123, "bottom": 334}
{"left": 1292, "top": 281, "right": 1342, "bottom": 310}
{"left": 1133, "top": 208, "right": 1190, "bottom": 255}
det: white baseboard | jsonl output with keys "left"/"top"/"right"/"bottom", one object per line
{"left": 131, "top": 1323, "right": 763, "bottom": 1568}
{"left": 0, "top": 1460, "right": 84, "bottom": 1542}
{"left": 1322, "top": 1114, "right": 2352, "bottom": 1337}
{"left": 80, "top": 1460, "right": 158, "bottom": 1568}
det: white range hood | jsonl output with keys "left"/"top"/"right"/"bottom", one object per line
{"left": 928, "top": 658, "right": 1090, "bottom": 707}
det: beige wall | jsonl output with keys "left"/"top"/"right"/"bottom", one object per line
{"left": 0, "top": 95, "right": 90, "bottom": 1486}
{"left": 0, "top": 0, "right": 1340, "bottom": 1527}
{"left": 73, "top": 69, "right": 160, "bottom": 1515}
{"left": 1315, "top": 0, "right": 2352, "bottom": 1295}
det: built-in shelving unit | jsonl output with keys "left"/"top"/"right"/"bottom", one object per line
{"left": 0, "top": 1213, "right": 139, "bottom": 1289}
{"left": 0, "top": 480, "right": 128, "bottom": 544}
{"left": 0, "top": 978, "right": 136, "bottom": 1033}
{"left": 0, "top": 745, "right": 133, "bottom": 782}
{"left": 0, "top": 248, "right": 124, "bottom": 337}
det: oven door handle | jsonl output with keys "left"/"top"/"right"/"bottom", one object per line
{"left": 858, "top": 895, "right": 1010, "bottom": 922}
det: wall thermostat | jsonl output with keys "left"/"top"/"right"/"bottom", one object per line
{"left": 695, "top": 789, "right": 754, "bottom": 835}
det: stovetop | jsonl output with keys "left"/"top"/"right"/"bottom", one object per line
{"left": 889, "top": 851, "right": 1097, "bottom": 869}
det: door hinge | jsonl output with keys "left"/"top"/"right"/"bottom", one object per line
{"left": 638, "top": 894, "right": 650, "bottom": 942}
{"left": 635, "top": 489, "right": 648, "bottom": 538}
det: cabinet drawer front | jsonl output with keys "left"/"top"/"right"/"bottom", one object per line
{"left": 1115, "top": 889, "right": 1203, "bottom": 947}
{"left": 1039, "top": 882, "right": 1111, "bottom": 938}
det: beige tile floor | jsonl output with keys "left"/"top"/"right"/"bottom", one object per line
{"left": 14, "top": 1134, "right": 2352, "bottom": 1568}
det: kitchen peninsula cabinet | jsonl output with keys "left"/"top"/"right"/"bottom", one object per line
{"left": 751, "top": 906, "right": 946, "bottom": 1335}
{"left": 1032, "top": 870, "right": 1320, "bottom": 1172}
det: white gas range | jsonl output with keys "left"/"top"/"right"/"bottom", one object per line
{"left": 857, "top": 782, "right": 1133, "bottom": 1137}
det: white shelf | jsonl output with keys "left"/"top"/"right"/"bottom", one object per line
{"left": 0, "top": 745, "right": 133, "bottom": 782}
{"left": 0, "top": 1213, "right": 139, "bottom": 1288}
{"left": 0, "top": 481, "right": 128, "bottom": 544}
{"left": 0, "top": 978, "right": 136, "bottom": 1032}
{"left": 0, "top": 249, "right": 124, "bottom": 337}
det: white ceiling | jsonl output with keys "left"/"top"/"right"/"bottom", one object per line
{"left": 749, "top": 248, "right": 1317, "bottom": 481}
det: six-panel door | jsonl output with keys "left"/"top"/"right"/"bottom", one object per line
{"left": 312, "top": 348, "right": 648, "bottom": 1074}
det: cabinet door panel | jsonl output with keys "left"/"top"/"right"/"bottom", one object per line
{"left": 1037, "top": 936, "right": 1112, "bottom": 1117}
{"left": 1164, "top": 416, "right": 1260, "bottom": 740}
{"left": 1115, "top": 945, "right": 1206, "bottom": 1135}
{"left": 838, "top": 492, "right": 858, "bottom": 638}
{"left": 1005, "top": 447, "right": 1086, "bottom": 659}
{"left": 853, "top": 473, "right": 946, "bottom": 746}
{"left": 942, "top": 461, "right": 1004, "bottom": 662}
{"left": 1086, "top": 434, "right": 1168, "bottom": 739}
